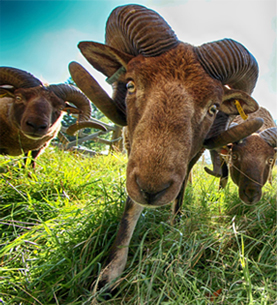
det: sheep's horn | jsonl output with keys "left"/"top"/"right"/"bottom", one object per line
{"left": 105, "top": 4, "right": 179, "bottom": 57}
{"left": 204, "top": 150, "right": 223, "bottom": 177}
{"left": 0, "top": 66, "right": 42, "bottom": 88}
{"left": 75, "top": 5, "right": 178, "bottom": 127}
{"left": 69, "top": 61, "right": 127, "bottom": 126}
{"left": 194, "top": 39, "right": 258, "bottom": 94}
{"left": 204, "top": 167, "right": 221, "bottom": 178}
{"left": 259, "top": 127, "right": 277, "bottom": 148}
{"left": 66, "top": 121, "right": 107, "bottom": 136}
{"left": 48, "top": 84, "right": 92, "bottom": 121}
{"left": 204, "top": 117, "right": 264, "bottom": 149}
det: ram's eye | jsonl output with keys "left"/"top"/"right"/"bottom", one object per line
{"left": 208, "top": 104, "right": 217, "bottom": 116}
{"left": 231, "top": 153, "right": 239, "bottom": 161}
{"left": 126, "top": 81, "right": 136, "bottom": 93}
{"left": 268, "top": 157, "right": 274, "bottom": 165}
{"left": 15, "top": 95, "right": 22, "bottom": 102}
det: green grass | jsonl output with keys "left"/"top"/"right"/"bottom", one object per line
{"left": 0, "top": 148, "right": 276, "bottom": 304}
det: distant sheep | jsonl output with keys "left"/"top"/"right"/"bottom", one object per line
{"left": 0, "top": 67, "right": 105, "bottom": 167}
{"left": 69, "top": 4, "right": 263, "bottom": 293}
{"left": 205, "top": 107, "right": 277, "bottom": 204}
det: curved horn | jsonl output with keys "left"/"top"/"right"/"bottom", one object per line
{"left": 48, "top": 84, "right": 92, "bottom": 121}
{"left": 66, "top": 121, "right": 107, "bottom": 136}
{"left": 204, "top": 150, "right": 223, "bottom": 177}
{"left": 204, "top": 167, "right": 221, "bottom": 177}
{"left": 76, "top": 5, "right": 178, "bottom": 126}
{"left": 105, "top": 4, "right": 179, "bottom": 57}
{"left": 0, "top": 66, "right": 42, "bottom": 88}
{"left": 259, "top": 127, "right": 277, "bottom": 148}
{"left": 204, "top": 117, "right": 264, "bottom": 149}
{"left": 194, "top": 39, "right": 258, "bottom": 94}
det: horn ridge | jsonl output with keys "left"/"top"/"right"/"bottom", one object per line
{"left": 0, "top": 66, "right": 42, "bottom": 88}
{"left": 105, "top": 4, "right": 179, "bottom": 57}
{"left": 259, "top": 127, "right": 277, "bottom": 147}
{"left": 48, "top": 84, "right": 92, "bottom": 121}
{"left": 204, "top": 117, "right": 264, "bottom": 149}
{"left": 194, "top": 38, "right": 259, "bottom": 94}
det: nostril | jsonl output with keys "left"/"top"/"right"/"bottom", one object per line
{"left": 244, "top": 187, "right": 256, "bottom": 198}
{"left": 243, "top": 186, "right": 260, "bottom": 204}
{"left": 26, "top": 121, "right": 35, "bottom": 128}
{"left": 39, "top": 124, "right": 47, "bottom": 130}
{"left": 136, "top": 176, "right": 171, "bottom": 204}
{"left": 26, "top": 121, "right": 47, "bottom": 131}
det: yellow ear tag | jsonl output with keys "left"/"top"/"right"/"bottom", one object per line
{"left": 234, "top": 100, "right": 248, "bottom": 120}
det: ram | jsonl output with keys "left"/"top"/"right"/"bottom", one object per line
{"left": 69, "top": 4, "right": 263, "bottom": 293}
{"left": 205, "top": 107, "right": 276, "bottom": 204}
{"left": 0, "top": 67, "right": 105, "bottom": 168}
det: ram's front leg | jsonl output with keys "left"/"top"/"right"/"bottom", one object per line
{"left": 171, "top": 179, "right": 187, "bottom": 220}
{"left": 24, "top": 149, "right": 41, "bottom": 169}
{"left": 172, "top": 149, "right": 205, "bottom": 222}
{"left": 94, "top": 196, "right": 143, "bottom": 295}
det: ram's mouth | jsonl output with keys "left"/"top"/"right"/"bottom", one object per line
{"left": 24, "top": 135, "right": 43, "bottom": 140}
{"left": 126, "top": 171, "right": 184, "bottom": 208}
{"left": 22, "top": 131, "right": 45, "bottom": 140}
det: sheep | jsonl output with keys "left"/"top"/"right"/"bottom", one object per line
{"left": 205, "top": 107, "right": 277, "bottom": 204}
{"left": 68, "top": 4, "right": 264, "bottom": 293}
{"left": 0, "top": 67, "right": 106, "bottom": 168}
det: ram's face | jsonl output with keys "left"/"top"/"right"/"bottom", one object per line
{"left": 68, "top": 26, "right": 260, "bottom": 209}
{"left": 124, "top": 50, "right": 223, "bottom": 207}
{"left": 230, "top": 134, "right": 276, "bottom": 204}
{"left": 12, "top": 87, "right": 66, "bottom": 140}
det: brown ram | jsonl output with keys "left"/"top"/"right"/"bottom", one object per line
{"left": 205, "top": 107, "right": 276, "bottom": 204}
{"left": 69, "top": 4, "right": 263, "bottom": 294}
{"left": 0, "top": 67, "right": 106, "bottom": 168}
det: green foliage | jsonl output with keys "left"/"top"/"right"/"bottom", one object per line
{"left": 0, "top": 150, "right": 276, "bottom": 304}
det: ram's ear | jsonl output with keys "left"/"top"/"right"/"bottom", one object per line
{"left": 78, "top": 41, "right": 133, "bottom": 81}
{"left": 219, "top": 87, "right": 259, "bottom": 115}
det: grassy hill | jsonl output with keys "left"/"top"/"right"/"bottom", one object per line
{"left": 0, "top": 148, "right": 276, "bottom": 304}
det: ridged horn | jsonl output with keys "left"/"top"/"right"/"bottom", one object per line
{"left": 204, "top": 150, "right": 223, "bottom": 177}
{"left": 75, "top": 5, "right": 178, "bottom": 126}
{"left": 105, "top": 4, "right": 179, "bottom": 56}
{"left": 194, "top": 39, "right": 258, "bottom": 94}
{"left": 0, "top": 66, "right": 42, "bottom": 88}
{"left": 259, "top": 127, "right": 277, "bottom": 148}
{"left": 66, "top": 121, "right": 107, "bottom": 136}
{"left": 204, "top": 118, "right": 264, "bottom": 149}
{"left": 204, "top": 167, "right": 221, "bottom": 177}
{"left": 48, "top": 84, "right": 92, "bottom": 121}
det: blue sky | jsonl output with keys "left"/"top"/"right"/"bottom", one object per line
{"left": 0, "top": 0, "right": 276, "bottom": 119}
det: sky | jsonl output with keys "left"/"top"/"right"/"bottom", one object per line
{"left": 0, "top": 0, "right": 277, "bottom": 119}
